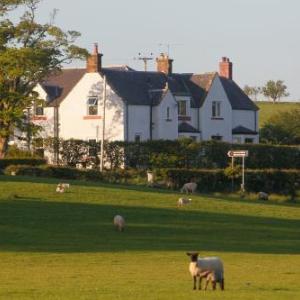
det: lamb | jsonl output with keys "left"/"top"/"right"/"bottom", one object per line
{"left": 113, "top": 215, "right": 125, "bottom": 232}
{"left": 186, "top": 252, "right": 224, "bottom": 291}
{"left": 181, "top": 182, "right": 197, "bottom": 194}
{"left": 177, "top": 197, "right": 192, "bottom": 207}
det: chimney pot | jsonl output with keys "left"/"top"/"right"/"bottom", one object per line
{"left": 156, "top": 53, "right": 173, "bottom": 75}
{"left": 219, "top": 57, "right": 233, "bottom": 80}
{"left": 87, "top": 43, "right": 103, "bottom": 73}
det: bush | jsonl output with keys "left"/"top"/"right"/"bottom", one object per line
{"left": 0, "top": 158, "right": 47, "bottom": 170}
{"left": 163, "top": 168, "right": 300, "bottom": 195}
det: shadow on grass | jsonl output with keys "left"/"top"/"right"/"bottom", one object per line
{"left": 0, "top": 197, "right": 299, "bottom": 254}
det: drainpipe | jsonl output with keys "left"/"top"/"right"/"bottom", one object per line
{"left": 53, "top": 104, "right": 59, "bottom": 165}
{"left": 150, "top": 103, "right": 153, "bottom": 140}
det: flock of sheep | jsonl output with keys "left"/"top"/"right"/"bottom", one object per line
{"left": 54, "top": 180, "right": 270, "bottom": 291}
{"left": 112, "top": 181, "right": 225, "bottom": 291}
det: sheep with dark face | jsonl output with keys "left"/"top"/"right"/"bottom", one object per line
{"left": 186, "top": 252, "right": 224, "bottom": 290}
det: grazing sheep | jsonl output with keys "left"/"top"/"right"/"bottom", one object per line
{"left": 177, "top": 198, "right": 192, "bottom": 207}
{"left": 186, "top": 252, "right": 224, "bottom": 290}
{"left": 61, "top": 183, "right": 70, "bottom": 189}
{"left": 113, "top": 215, "right": 125, "bottom": 232}
{"left": 56, "top": 184, "right": 65, "bottom": 193}
{"left": 181, "top": 182, "right": 197, "bottom": 194}
{"left": 258, "top": 192, "right": 269, "bottom": 201}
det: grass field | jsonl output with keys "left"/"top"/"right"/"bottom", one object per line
{"left": 255, "top": 101, "right": 300, "bottom": 127}
{"left": 0, "top": 176, "right": 299, "bottom": 300}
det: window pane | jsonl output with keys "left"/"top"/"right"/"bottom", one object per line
{"left": 88, "top": 105, "right": 98, "bottom": 115}
{"left": 35, "top": 106, "right": 44, "bottom": 116}
{"left": 87, "top": 97, "right": 98, "bottom": 115}
{"left": 178, "top": 101, "right": 187, "bottom": 116}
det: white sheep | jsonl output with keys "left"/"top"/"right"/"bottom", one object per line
{"left": 61, "top": 183, "right": 70, "bottom": 189}
{"left": 181, "top": 182, "right": 197, "bottom": 194}
{"left": 56, "top": 184, "right": 65, "bottom": 193}
{"left": 258, "top": 192, "right": 269, "bottom": 201}
{"left": 177, "top": 198, "right": 192, "bottom": 207}
{"left": 113, "top": 215, "right": 125, "bottom": 232}
{"left": 186, "top": 252, "right": 224, "bottom": 290}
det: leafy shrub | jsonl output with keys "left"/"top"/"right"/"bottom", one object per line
{"left": 0, "top": 158, "right": 46, "bottom": 170}
{"left": 163, "top": 168, "right": 300, "bottom": 195}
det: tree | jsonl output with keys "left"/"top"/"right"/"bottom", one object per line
{"left": 260, "top": 109, "right": 300, "bottom": 145}
{"left": 262, "top": 80, "right": 289, "bottom": 103}
{"left": 243, "top": 85, "right": 261, "bottom": 101}
{"left": 0, "top": 0, "right": 88, "bottom": 158}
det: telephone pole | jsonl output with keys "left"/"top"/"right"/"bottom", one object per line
{"left": 135, "top": 52, "right": 153, "bottom": 71}
{"left": 100, "top": 76, "right": 107, "bottom": 172}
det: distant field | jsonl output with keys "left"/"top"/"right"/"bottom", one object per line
{"left": 255, "top": 101, "right": 300, "bottom": 127}
{"left": 0, "top": 176, "right": 299, "bottom": 300}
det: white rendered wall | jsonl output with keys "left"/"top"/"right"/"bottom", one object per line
{"left": 58, "top": 73, "right": 124, "bottom": 142}
{"left": 32, "top": 84, "right": 55, "bottom": 139}
{"left": 152, "top": 91, "right": 178, "bottom": 140}
{"left": 232, "top": 110, "right": 258, "bottom": 133}
{"left": 200, "top": 76, "right": 232, "bottom": 142}
{"left": 127, "top": 105, "right": 150, "bottom": 141}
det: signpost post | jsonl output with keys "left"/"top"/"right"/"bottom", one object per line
{"left": 227, "top": 150, "right": 249, "bottom": 192}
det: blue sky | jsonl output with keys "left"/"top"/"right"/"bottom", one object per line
{"left": 26, "top": 0, "right": 300, "bottom": 100}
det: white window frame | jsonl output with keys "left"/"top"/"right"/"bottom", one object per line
{"left": 212, "top": 101, "right": 221, "bottom": 118}
{"left": 87, "top": 97, "right": 98, "bottom": 116}
{"left": 178, "top": 100, "right": 187, "bottom": 116}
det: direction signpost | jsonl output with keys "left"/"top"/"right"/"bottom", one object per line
{"left": 227, "top": 150, "right": 249, "bottom": 192}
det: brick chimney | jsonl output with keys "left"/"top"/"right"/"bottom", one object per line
{"left": 86, "top": 43, "right": 103, "bottom": 73}
{"left": 156, "top": 53, "right": 173, "bottom": 75}
{"left": 219, "top": 57, "right": 233, "bottom": 79}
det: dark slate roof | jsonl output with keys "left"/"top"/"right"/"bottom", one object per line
{"left": 178, "top": 122, "right": 200, "bottom": 133}
{"left": 182, "top": 73, "right": 216, "bottom": 108}
{"left": 41, "top": 66, "right": 258, "bottom": 112}
{"left": 42, "top": 69, "right": 86, "bottom": 107}
{"left": 219, "top": 77, "right": 259, "bottom": 111}
{"left": 232, "top": 125, "right": 258, "bottom": 135}
{"left": 101, "top": 69, "right": 168, "bottom": 106}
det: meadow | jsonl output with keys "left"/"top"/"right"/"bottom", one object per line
{"left": 0, "top": 175, "right": 299, "bottom": 299}
{"left": 255, "top": 101, "right": 300, "bottom": 127}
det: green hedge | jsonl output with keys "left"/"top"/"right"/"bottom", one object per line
{"left": 0, "top": 158, "right": 47, "bottom": 170}
{"left": 3, "top": 165, "right": 146, "bottom": 184}
{"left": 164, "top": 168, "right": 300, "bottom": 195}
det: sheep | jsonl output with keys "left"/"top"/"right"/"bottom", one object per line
{"left": 181, "top": 182, "right": 197, "bottom": 194}
{"left": 61, "top": 183, "right": 70, "bottom": 189}
{"left": 186, "top": 252, "right": 224, "bottom": 291}
{"left": 200, "top": 270, "right": 217, "bottom": 290}
{"left": 56, "top": 183, "right": 65, "bottom": 193}
{"left": 56, "top": 183, "right": 70, "bottom": 193}
{"left": 113, "top": 215, "right": 125, "bottom": 232}
{"left": 258, "top": 191, "right": 269, "bottom": 201}
{"left": 177, "top": 197, "right": 192, "bottom": 207}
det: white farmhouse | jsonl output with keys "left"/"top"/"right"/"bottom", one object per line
{"left": 28, "top": 44, "right": 258, "bottom": 160}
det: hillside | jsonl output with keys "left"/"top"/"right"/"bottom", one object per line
{"left": 255, "top": 101, "right": 300, "bottom": 127}
{"left": 0, "top": 176, "right": 299, "bottom": 300}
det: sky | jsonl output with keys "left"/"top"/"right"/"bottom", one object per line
{"left": 17, "top": 0, "right": 300, "bottom": 101}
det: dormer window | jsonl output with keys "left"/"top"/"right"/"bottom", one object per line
{"left": 178, "top": 100, "right": 187, "bottom": 116}
{"left": 87, "top": 97, "right": 98, "bottom": 115}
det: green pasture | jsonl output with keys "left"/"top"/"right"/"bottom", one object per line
{"left": 0, "top": 176, "right": 299, "bottom": 299}
{"left": 256, "top": 101, "right": 300, "bottom": 127}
